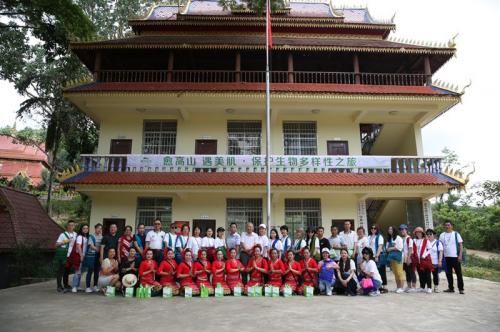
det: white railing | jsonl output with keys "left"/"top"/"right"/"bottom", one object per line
{"left": 79, "top": 154, "right": 442, "bottom": 174}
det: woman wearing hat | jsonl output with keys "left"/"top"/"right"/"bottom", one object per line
{"left": 212, "top": 249, "right": 231, "bottom": 295}
{"left": 138, "top": 249, "right": 161, "bottom": 288}
{"left": 225, "top": 247, "right": 244, "bottom": 292}
{"left": 158, "top": 248, "right": 180, "bottom": 295}
{"left": 244, "top": 245, "right": 268, "bottom": 295}
{"left": 122, "top": 273, "right": 138, "bottom": 290}
{"left": 281, "top": 250, "right": 302, "bottom": 294}
{"left": 297, "top": 247, "right": 319, "bottom": 295}
{"left": 413, "top": 227, "right": 433, "bottom": 293}
{"left": 194, "top": 249, "right": 214, "bottom": 295}
{"left": 267, "top": 248, "right": 285, "bottom": 288}
{"left": 176, "top": 249, "right": 200, "bottom": 295}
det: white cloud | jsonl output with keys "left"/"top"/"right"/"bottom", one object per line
{"left": 0, "top": 0, "right": 498, "bottom": 181}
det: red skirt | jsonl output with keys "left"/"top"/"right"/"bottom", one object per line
{"left": 226, "top": 274, "right": 243, "bottom": 289}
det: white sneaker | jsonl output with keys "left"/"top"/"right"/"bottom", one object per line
{"left": 395, "top": 288, "right": 404, "bottom": 294}
{"left": 417, "top": 288, "right": 425, "bottom": 293}
{"left": 93, "top": 286, "right": 99, "bottom": 292}
{"left": 85, "top": 288, "right": 93, "bottom": 293}
{"left": 434, "top": 287, "right": 440, "bottom": 293}
{"left": 369, "top": 291, "right": 380, "bottom": 296}
{"left": 71, "top": 287, "right": 77, "bottom": 293}
{"left": 425, "top": 288, "right": 432, "bottom": 294}
{"left": 407, "top": 288, "right": 418, "bottom": 293}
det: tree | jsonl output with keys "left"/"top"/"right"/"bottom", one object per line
{"left": 441, "top": 147, "right": 459, "bottom": 169}
{"left": 0, "top": 1, "right": 97, "bottom": 213}
{"left": 477, "top": 181, "right": 500, "bottom": 206}
{"left": 9, "top": 172, "right": 31, "bottom": 191}
{"left": 219, "top": 0, "right": 286, "bottom": 14}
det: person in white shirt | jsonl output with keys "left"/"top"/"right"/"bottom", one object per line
{"left": 386, "top": 226, "right": 405, "bottom": 293}
{"left": 426, "top": 228, "right": 444, "bottom": 293}
{"left": 226, "top": 223, "right": 241, "bottom": 257}
{"left": 368, "top": 224, "right": 387, "bottom": 293}
{"left": 292, "top": 228, "right": 306, "bottom": 261}
{"left": 71, "top": 224, "right": 90, "bottom": 293}
{"left": 328, "top": 226, "right": 344, "bottom": 260}
{"left": 240, "top": 222, "right": 258, "bottom": 283}
{"left": 339, "top": 221, "right": 357, "bottom": 258}
{"left": 214, "top": 227, "right": 226, "bottom": 258}
{"left": 175, "top": 224, "right": 198, "bottom": 261}
{"left": 360, "top": 247, "right": 382, "bottom": 296}
{"left": 439, "top": 221, "right": 464, "bottom": 294}
{"left": 280, "top": 225, "right": 292, "bottom": 253}
{"left": 145, "top": 219, "right": 166, "bottom": 264}
{"left": 54, "top": 220, "right": 77, "bottom": 292}
{"left": 269, "top": 228, "right": 283, "bottom": 258}
{"left": 193, "top": 226, "right": 203, "bottom": 258}
{"left": 164, "top": 223, "right": 178, "bottom": 251}
{"left": 334, "top": 248, "right": 358, "bottom": 296}
{"left": 201, "top": 227, "right": 216, "bottom": 261}
{"left": 413, "top": 227, "right": 433, "bottom": 293}
{"left": 256, "top": 224, "right": 270, "bottom": 258}
{"left": 355, "top": 227, "right": 370, "bottom": 269}
{"left": 399, "top": 224, "right": 417, "bottom": 292}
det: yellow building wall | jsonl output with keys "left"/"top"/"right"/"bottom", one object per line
{"left": 375, "top": 200, "right": 407, "bottom": 230}
{"left": 96, "top": 112, "right": 362, "bottom": 155}
{"left": 88, "top": 191, "right": 359, "bottom": 235}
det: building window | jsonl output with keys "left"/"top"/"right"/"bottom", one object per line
{"left": 227, "top": 121, "right": 261, "bottom": 155}
{"left": 284, "top": 199, "right": 321, "bottom": 240}
{"left": 136, "top": 197, "right": 172, "bottom": 229}
{"left": 226, "top": 199, "right": 263, "bottom": 231}
{"left": 283, "top": 122, "right": 317, "bottom": 155}
{"left": 143, "top": 120, "right": 177, "bottom": 154}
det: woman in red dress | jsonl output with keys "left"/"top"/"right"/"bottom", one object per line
{"left": 212, "top": 249, "right": 231, "bottom": 295}
{"left": 138, "top": 249, "right": 161, "bottom": 288}
{"left": 225, "top": 248, "right": 244, "bottom": 292}
{"left": 268, "top": 248, "right": 285, "bottom": 288}
{"left": 281, "top": 250, "right": 302, "bottom": 294}
{"left": 297, "top": 247, "right": 319, "bottom": 295}
{"left": 157, "top": 248, "right": 180, "bottom": 295}
{"left": 194, "top": 249, "right": 213, "bottom": 295}
{"left": 244, "top": 245, "right": 268, "bottom": 294}
{"left": 117, "top": 225, "right": 134, "bottom": 263}
{"left": 176, "top": 249, "right": 200, "bottom": 295}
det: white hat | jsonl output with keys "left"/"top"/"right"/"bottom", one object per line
{"left": 259, "top": 224, "right": 267, "bottom": 229}
{"left": 122, "top": 274, "right": 138, "bottom": 288}
{"left": 321, "top": 248, "right": 330, "bottom": 254}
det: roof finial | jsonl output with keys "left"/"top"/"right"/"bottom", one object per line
{"left": 448, "top": 33, "right": 459, "bottom": 48}
{"left": 461, "top": 79, "right": 472, "bottom": 94}
{"left": 391, "top": 11, "right": 396, "bottom": 23}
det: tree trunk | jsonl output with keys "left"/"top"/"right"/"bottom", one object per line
{"left": 46, "top": 129, "right": 61, "bottom": 215}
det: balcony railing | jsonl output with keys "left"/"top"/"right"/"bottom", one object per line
{"left": 79, "top": 154, "right": 442, "bottom": 174}
{"left": 94, "top": 70, "right": 428, "bottom": 86}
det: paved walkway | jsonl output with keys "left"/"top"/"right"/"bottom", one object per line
{"left": 0, "top": 275, "right": 499, "bottom": 332}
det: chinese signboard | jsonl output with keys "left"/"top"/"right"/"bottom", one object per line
{"left": 127, "top": 155, "right": 391, "bottom": 169}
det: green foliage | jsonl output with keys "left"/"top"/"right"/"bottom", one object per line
{"left": 49, "top": 194, "right": 91, "bottom": 223}
{"left": 10, "top": 242, "right": 55, "bottom": 284}
{"left": 463, "top": 255, "right": 500, "bottom": 282}
{"left": 218, "top": 0, "right": 286, "bottom": 14}
{"left": 441, "top": 147, "right": 459, "bottom": 168}
{"left": 9, "top": 172, "right": 32, "bottom": 191}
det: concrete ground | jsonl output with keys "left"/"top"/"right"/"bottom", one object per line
{"left": 0, "top": 274, "right": 499, "bottom": 332}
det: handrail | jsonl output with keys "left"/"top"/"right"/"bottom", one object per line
{"left": 94, "top": 70, "right": 428, "bottom": 86}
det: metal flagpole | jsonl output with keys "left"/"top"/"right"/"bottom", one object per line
{"left": 265, "top": 0, "right": 271, "bottom": 232}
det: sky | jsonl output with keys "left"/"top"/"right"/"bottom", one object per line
{"left": 0, "top": 0, "right": 499, "bottom": 184}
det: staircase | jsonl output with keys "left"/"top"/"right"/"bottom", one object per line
{"left": 360, "top": 124, "right": 383, "bottom": 155}
{"left": 366, "top": 199, "right": 387, "bottom": 227}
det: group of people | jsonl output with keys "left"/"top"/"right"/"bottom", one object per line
{"left": 54, "top": 218, "right": 465, "bottom": 297}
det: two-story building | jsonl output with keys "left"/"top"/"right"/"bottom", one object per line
{"left": 62, "top": 0, "right": 466, "bottom": 236}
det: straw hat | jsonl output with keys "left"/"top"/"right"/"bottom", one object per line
{"left": 413, "top": 227, "right": 425, "bottom": 235}
{"left": 122, "top": 274, "right": 138, "bottom": 288}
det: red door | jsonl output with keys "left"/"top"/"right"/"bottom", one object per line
{"left": 195, "top": 139, "right": 217, "bottom": 172}
{"left": 109, "top": 139, "right": 132, "bottom": 171}
{"left": 327, "top": 140, "right": 349, "bottom": 172}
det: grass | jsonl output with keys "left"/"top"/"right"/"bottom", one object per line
{"left": 463, "top": 254, "right": 500, "bottom": 282}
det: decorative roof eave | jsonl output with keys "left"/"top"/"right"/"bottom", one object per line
{"left": 63, "top": 89, "right": 461, "bottom": 103}
{"left": 127, "top": 19, "right": 395, "bottom": 31}
{"left": 173, "top": 13, "right": 345, "bottom": 23}
{"left": 70, "top": 42, "right": 455, "bottom": 55}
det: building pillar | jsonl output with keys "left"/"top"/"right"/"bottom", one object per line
{"left": 287, "top": 52, "right": 294, "bottom": 83}
{"left": 94, "top": 51, "right": 102, "bottom": 81}
{"left": 357, "top": 199, "right": 368, "bottom": 231}
{"left": 167, "top": 51, "right": 174, "bottom": 82}
{"left": 424, "top": 56, "right": 432, "bottom": 86}
{"left": 353, "top": 53, "right": 360, "bottom": 84}
{"left": 235, "top": 52, "right": 241, "bottom": 83}
{"left": 422, "top": 199, "right": 434, "bottom": 230}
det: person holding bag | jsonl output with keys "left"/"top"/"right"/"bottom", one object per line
{"left": 70, "top": 224, "right": 90, "bottom": 293}
{"left": 413, "top": 227, "right": 434, "bottom": 293}
{"left": 439, "top": 221, "right": 465, "bottom": 294}
{"left": 360, "top": 247, "right": 382, "bottom": 296}
{"left": 54, "top": 220, "right": 77, "bottom": 293}
{"left": 385, "top": 226, "right": 405, "bottom": 293}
